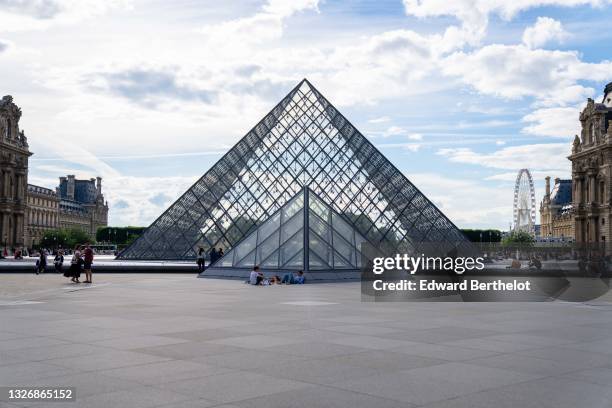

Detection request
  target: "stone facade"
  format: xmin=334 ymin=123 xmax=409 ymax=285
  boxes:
xmin=25 ymin=184 xmax=59 ymax=247
xmin=569 ymin=82 xmax=612 ymax=245
xmin=57 ymin=175 xmax=108 ymax=239
xmin=540 ymin=177 xmax=574 ymax=241
xmin=0 ymin=95 xmax=31 ymax=249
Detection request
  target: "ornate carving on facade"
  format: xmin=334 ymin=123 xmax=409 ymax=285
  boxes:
xmin=569 ymin=82 xmax=612 ymax=245
xmin=0 ymin=95 xmax=31 ymax=250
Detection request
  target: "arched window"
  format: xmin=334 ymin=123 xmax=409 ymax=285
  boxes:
xmin=591 ymin=123 xmax=596 ymax=143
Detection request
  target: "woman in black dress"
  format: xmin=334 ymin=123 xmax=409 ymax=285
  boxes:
xmin=68 ymin=245 xmax=83 ymax=283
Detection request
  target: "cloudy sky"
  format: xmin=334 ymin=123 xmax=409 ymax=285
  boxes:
xmin=1 ymin=0 xmax=611 ymax=230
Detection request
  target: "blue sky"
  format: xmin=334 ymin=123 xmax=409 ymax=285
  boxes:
xmin=1 ymin=0 xmax=611 ymax=229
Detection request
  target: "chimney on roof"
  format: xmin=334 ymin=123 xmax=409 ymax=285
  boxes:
xmin=96 ymin=177 xmax=102 ymax=196
xmin=67 ymin=175 xmax=75 ymax=200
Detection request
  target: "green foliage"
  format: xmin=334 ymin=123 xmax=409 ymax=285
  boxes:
xmin=502 ymin=230 xmax=535 ymax=246
xmin=460 ymin=229 xmax=502 ymax=243
xmin=39 ymin=228 xmax=93 ymax=249
xmin=96 ymin=226 xmax=146 ymax=245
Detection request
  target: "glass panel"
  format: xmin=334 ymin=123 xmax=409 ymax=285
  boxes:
xmin=283 ymin=249 xmax=303 ymax=269
xmin=257 ymin=212 xmax=281 ymax=243
xmin=233 ymin=233 xmax=257 ymax=264
xmin=283 ymin=191 xmax=304 ymax=219
xmin=235 ymin=249 xmax=256 ymax=268
xmin=309 ymin=231 xmax=332 ymax=267
xmin=218 ymin=249 xmax=234 ymax=267
xmin=257 ymin=231 xmax=279 ymax=264
xmin=309 ymin=214 xmax=331 ymax=243
xmin=280 ymin=211 xmax=303 ymax=243
xmin=309 ymin=250 xmax=329 ymax=270
xmin=332 ymin=231 xmax=355 ymax=266
xmin=332 ymin=211 xmax=354 ymax=241
xmin=260 ymin=250 xmax=279 ymax=268
xmin=280 ymin=228 xmax=303 ymax=265
xmin=333 ymin=251 xmax=352 ymax=268
xmin=309 ymin=195 xmax=329 ymax=221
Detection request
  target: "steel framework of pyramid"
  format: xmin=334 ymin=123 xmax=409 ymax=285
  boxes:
xmin=118 ymin=79 xmax=473 ymax=273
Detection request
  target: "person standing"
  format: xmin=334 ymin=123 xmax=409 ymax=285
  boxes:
xmin=83 ymin=243 xmax=94 ymax=284
xmin=210 ymin=247 xmax=218 ymax=265
xmin=54 ymin=250 xmax=64 ymax=274
xmin=35 ymin=249 xmax=47 ymax=275
xmin=196 ymin=247 xmax=205 ymax=272
xmin=69 ymin=245 xmax=82 ymax=283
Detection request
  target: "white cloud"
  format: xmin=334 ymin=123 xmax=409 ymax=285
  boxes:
xmin=409 ymin=173 xmax=513 ymax=229
xmin=522 ymin=105 xmax=582 ymax=137
xmin=522 ymin=17 xmax=569 ymax=48
xmin=402 ymin=0 xmax=608 ymax=36
xmin=408 ymin=133 xmax=424 ymax=140
xmin=442 ymin=44 xmax=611 ymax=104
xmin=0 ymin=39 xmax=9 ymax=53
xmin=0 ymin=0 xmax=130 ymax=32
xmin=368 ymin=116 xmax=390 ymax=123
xmin=437 ymin=143 xmax=570 ymax=171
xmin=197 ymin=0 xmax=320 ymax=53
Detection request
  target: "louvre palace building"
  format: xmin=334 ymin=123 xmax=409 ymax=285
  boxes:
xmin=541 ymin=82 xmax=612 ymax=245
xmin=0 ymin=94 xmax=108 ymax=251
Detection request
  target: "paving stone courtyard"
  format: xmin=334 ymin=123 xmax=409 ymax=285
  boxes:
xmin=1 ymin=273 xmax=612 ymax=408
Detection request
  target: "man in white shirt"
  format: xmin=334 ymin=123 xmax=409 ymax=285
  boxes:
xmin=249 ymin=266 xmax=263 ymax=285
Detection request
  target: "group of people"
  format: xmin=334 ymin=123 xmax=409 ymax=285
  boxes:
xmin=249 ymin=266 xmax=305 ymax=285
xmin=35 ymin=243 xmax=95 ymax=284
xmin=196 ymin=246 xmax=224 ymax=272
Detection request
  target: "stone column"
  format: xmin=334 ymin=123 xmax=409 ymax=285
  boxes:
xmin=15 ymin=214 xmax=24 ymax=246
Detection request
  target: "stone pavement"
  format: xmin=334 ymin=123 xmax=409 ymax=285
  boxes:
xmin=1 ymin=274 xmax=612 ymax=408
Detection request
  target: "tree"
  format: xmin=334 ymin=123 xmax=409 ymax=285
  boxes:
xmin=96 ymin=226 xmax=146 ymax=245
xmin=460 ymin=229 xmax=502 ymax=243
xmin=502 ymin=230 xmax=535 ymax=246
xmin=39 ymin=228 xmax=93 ymax=249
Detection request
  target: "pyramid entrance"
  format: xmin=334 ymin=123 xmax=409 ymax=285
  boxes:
xmin=118 ymin=79 xmax=472 ymax=278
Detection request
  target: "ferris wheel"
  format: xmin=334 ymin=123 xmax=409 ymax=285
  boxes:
xmin=513 ymin=169 xmax=536 ymax=234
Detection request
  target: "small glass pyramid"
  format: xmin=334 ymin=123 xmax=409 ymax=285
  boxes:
xmin=213 ymin=187 xmax=368 ymax=271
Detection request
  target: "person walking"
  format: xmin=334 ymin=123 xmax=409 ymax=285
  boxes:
xmin=35 ymin=249 xmax=47 ymax=275
xmin=196 ymin=247 xmax=205 ymax=272
xmin=83 ymin=243 xmax=94 ymax=284
xmin=54 ymin=250 xmax=64 ymax=274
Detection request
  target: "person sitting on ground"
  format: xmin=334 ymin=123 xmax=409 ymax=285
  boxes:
xmin=528 ymin=257 xmax=542 ymax=270
xmin=281 ymin=270 xmax=306 ymax=284
xmin=269 ymin=275 xmax=282 ymax=285
xmin=249 ymin=266 xmax=264 ymax=285
xmin=54 ymin=251 xmax=64 ymax=274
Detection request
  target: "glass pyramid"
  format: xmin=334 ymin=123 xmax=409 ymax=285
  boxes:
xmin=118 ymin=79 xmax=472 ymax=262
xmin=214 ymin=187 xmax=368 ymax=271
